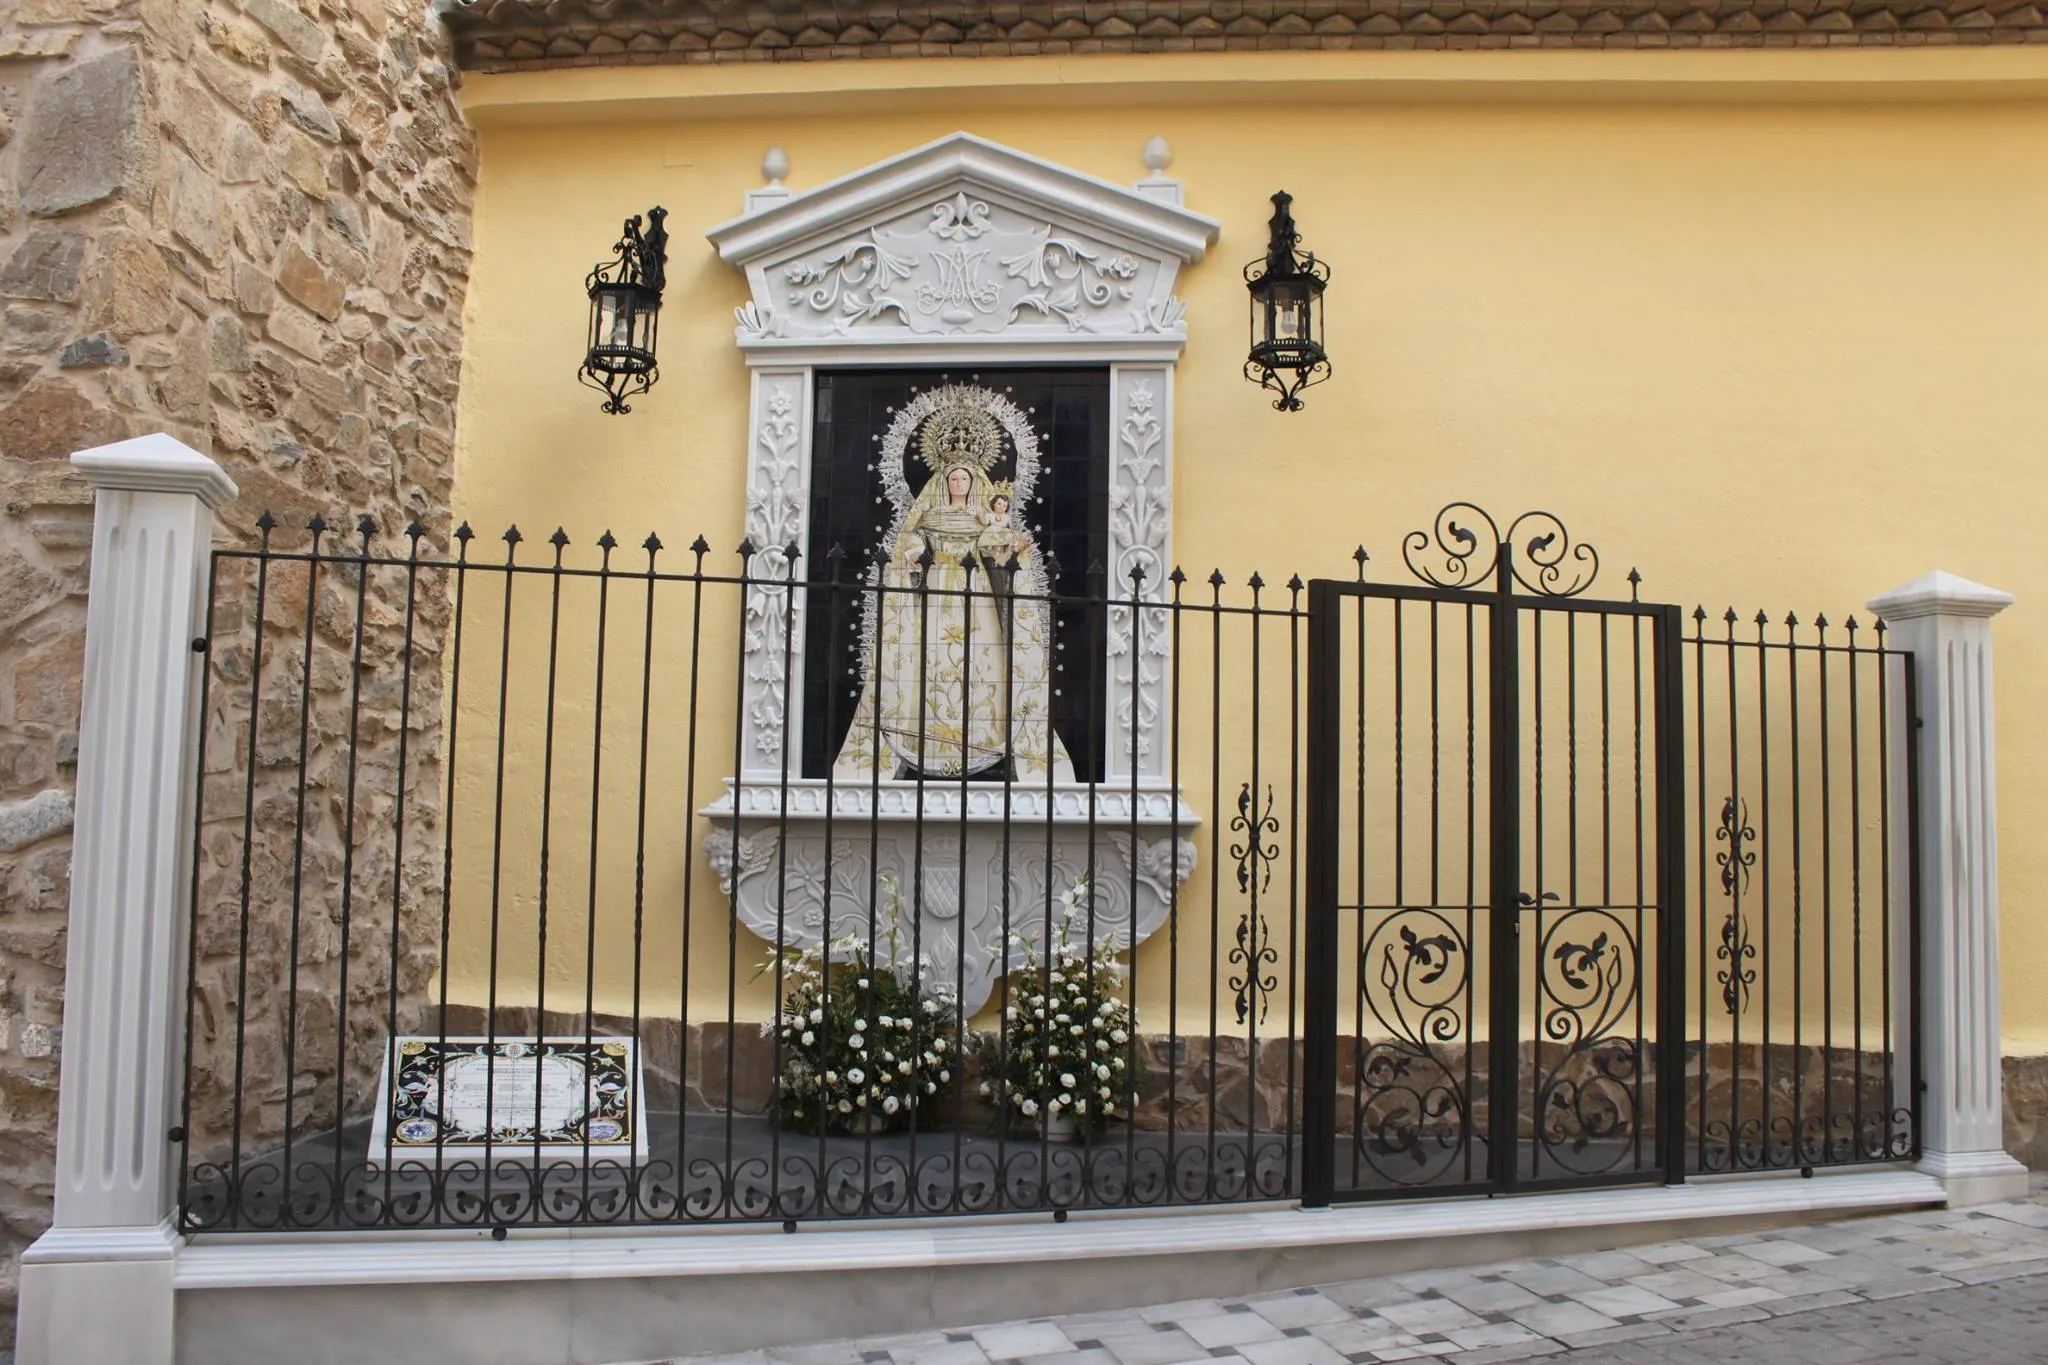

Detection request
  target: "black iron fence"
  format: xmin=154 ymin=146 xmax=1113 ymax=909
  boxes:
xmin=175 ymin=505 xmax=1917 ymax=1233
xmin=1682 ymin=608 xmax=1918 ymax=1174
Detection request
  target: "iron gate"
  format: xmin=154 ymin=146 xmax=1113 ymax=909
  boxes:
xmin=1301 ymin=507 xmax=1686 ymax=1201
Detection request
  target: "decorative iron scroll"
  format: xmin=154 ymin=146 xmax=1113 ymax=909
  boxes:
xmin=1715 ymin=795 xmax=1758 ymax=1017
xmin=1356 ymin=910 xmax=1471 ymax=1185
xmin=1400 ymin=502 xmax=1603 ymax=598
xmin=1227 ymin=783 xmax=1281 ymax=1027
xmin=1532 ymin=910 xmax=1642 ymax=1175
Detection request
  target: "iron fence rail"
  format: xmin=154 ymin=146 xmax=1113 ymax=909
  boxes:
xmin=174 ymin=505 xmax=1919 ymax=1233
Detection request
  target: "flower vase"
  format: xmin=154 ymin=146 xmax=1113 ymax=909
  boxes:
xmin=1037 ymin=1110 xmax=1078 ymax=1143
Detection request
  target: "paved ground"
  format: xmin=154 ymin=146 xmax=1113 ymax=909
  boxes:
xmin=664 ymin=1176 xmax=2048 ymax=1365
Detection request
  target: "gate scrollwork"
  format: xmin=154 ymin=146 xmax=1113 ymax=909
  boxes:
xmin=1356 ymin=909 xmax=1472 ymax=1185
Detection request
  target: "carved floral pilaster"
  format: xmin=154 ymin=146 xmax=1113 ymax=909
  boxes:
xmin=739 ymin=372 xmax=810 ymax=774
xmin=1106 ymin=366 xmax=1172 ymax=781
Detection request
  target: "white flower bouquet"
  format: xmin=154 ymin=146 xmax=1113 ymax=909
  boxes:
xmin=977 ymin=878 xmax=1139 ymax=1141
xmin=764 ymin=877 xmax=957 ymax=1136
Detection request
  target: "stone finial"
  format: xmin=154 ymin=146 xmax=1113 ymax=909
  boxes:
xmin=746 ymin=147 xmax=795 ymax=214
xmin=1136 ymin=135 xmax=1182 ymax=207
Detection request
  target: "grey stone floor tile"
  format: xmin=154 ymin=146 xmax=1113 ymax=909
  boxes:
xmin=1640 ymin=1303 xmax=1773 ymax=1331
xmin=1618 ymin=1266 xmax=1728 ymax=1302
xmin=970 ymin=1323 xmax=1077 ymax=1360
xmin=1303 ymin=1318 xmax=1424 ymax=1356
xmin=1947 ymin=1258 xmax=2048 ymax=1285
xmin=1561 ymin=1285 xmax=1682 ymax=1320
xmin=1757 ymin=1287 xmax=1865 ymax=1317
xmin=1502 ymin=1301 xmax=1620 ymax=1339
xmin=1098 ymin=1330 xmax=1211 ymax=1365
xmin=1627 ymin=1243 xmax=1713 ymax=1266
xmin=1549 ymin=1324 xmax=1671 ymax=1351
xmin=1319 ymin=1280 xmax=1426 ymax=1313
xmin=1372 ymin=1299 xmax=1489 ymax=1338
xmin=1441 ymin=1323 xmax=1545 ymax=1352
xmin=1498 ymin=1265 xmax=1612 ymax=1299
xmin=1235 ymin=1335 xmax=1352 ymax=1365
xmin=1244 ymin=1293 xmax=1355 ymax=1330
xmin=1555 ymin=1251 xmax=1658 ymax=1282
xmin=1436 ymin=1280 xmax=1543 ymax=1316
xmin=1011 ymin=1351 xmax=1119 ymax=1365
xmin=889 ymin=1341 xmax=993 ymax=1365
xmin=1181 ymin=1314 xmax=1289 ymax=1351
xmin=1441 ymin=1342 xmax=1565 ymax=1365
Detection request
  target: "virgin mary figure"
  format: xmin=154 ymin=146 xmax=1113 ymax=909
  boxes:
xmin=833 ymin=396 xmax=1075 ymax=782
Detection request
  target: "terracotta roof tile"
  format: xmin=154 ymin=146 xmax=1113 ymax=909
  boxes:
xmin=441 ymin=0 xmax=2048 ymax=67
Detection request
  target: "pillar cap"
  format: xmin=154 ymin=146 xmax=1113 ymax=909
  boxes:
xmin=1868 ymin=570 xmax=2013 ymax=623
xmin=71 ymin=433 xmax=238 ymax=510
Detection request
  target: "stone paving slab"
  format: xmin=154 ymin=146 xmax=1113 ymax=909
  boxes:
xmin=653 ymin=1177 xmax=2048 ymax=1365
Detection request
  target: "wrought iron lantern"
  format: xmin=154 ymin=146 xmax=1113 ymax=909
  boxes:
xmin=1243 ymin=191 xmax=1331 ymax=412
xmin=579 ymin=206 xmax=669 ymax=415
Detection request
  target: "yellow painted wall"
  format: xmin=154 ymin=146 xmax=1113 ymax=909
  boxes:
xmin=450 ymin=52 xmax=2048 ymax=1051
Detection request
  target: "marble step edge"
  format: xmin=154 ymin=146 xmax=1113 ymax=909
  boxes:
xmin=173 ymin=1166 xmax=1943 ymax=1291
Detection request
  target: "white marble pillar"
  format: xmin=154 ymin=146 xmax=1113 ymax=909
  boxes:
xmin=14 ymin=435 xmax=237 ymax=1365
xmin=1868 ymin=570 xmax=2030 ymax=1206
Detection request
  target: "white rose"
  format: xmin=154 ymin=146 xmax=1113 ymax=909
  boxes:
xmin=877 ymin=1014 xmax=893 ymax=1028
xmin=925 ymin=1081 xmax=937 ymax=1094
xmin=1021 ymin=1098 xmax=1040 ymax=1117
xmin=938 ymin=1069 xmax=950 ymax=1082
xmin=932 ymin=1038 xmax=947 ymax=1052
xmin=1112 ymin=1029 xmax=1128 ymax=1044
xmin=883 ymin=1095 xmax=900 ymax=1114
xmin=848 ymin=1034 xmax=864 ymax=1049
xmin=810 ymin=1008 xmax=824 ymax=1024
xmin=848 ymin=1067 xmax=866 ymax=1084
xmin=837 ymin=1100 xmax=852 ymax=1113
xmin=857 ymin=978 xmax=870 ymax=989
xmin=801 ymin=1030 xmax=816 ymax=1046
xmin=1060 ymin=1073 xmax=1076 ymax=1088
xmin=824 ymin=1070 xmax=839 ymax=1084
xmin=899 ymin=1059 xmax=913 ymax=1075
xmin=1070 ymin=1025 xmax=1084 ymax=1037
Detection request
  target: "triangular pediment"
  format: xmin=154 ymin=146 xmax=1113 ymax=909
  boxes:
xmin=707 ymin=133 xmax=1220 ymax=351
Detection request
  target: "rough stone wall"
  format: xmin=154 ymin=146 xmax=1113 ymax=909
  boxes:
xmin=2008 ymin=1054 xmax=2048 ymax=1169
xmin=0 ymin=0 xmax=473 ymax=1338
